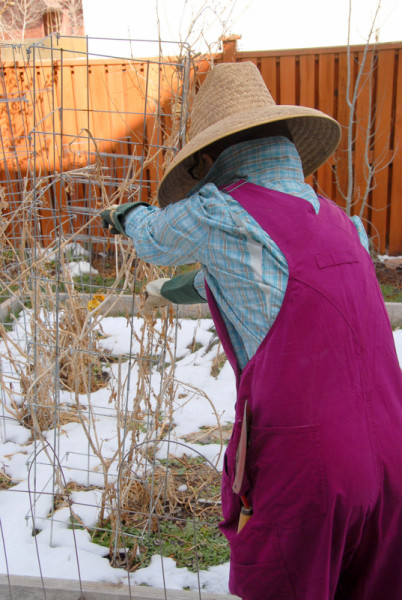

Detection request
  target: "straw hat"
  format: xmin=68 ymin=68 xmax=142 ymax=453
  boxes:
xmin=157 ymin=61 xmax=342 ymax=207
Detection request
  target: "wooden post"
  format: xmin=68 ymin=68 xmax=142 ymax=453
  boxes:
xmin=0 ymin=575 xmax=240 ymax=600
xmin=220 ymin=35 xmax=242 ymax=62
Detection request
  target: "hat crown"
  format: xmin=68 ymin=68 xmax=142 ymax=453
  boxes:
xmin=157 ymin=61 xmax=341 ymax=207
xmin=189 ymin=62 xmax=276 ymax=140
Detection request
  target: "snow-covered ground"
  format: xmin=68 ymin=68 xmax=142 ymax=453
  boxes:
xmin=395 ymin=328 xmax=402 ymax=365
xmin=0 ymin=313 xmax=401 ymax=593
xmin=0 ymin=315 xmax=235 ymax=593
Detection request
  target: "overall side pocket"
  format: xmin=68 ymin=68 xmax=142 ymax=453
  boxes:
xmin=244 ymin=423 xmax=328 ymax=528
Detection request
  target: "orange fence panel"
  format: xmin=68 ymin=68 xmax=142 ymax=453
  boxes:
xmin=370 ymin=49 xmax=395 ymax=251
xmin=278 ymin=55 xmax=297 ymax=105
xmin=260 ymin=56 xmax=278 ymax=101
xmin=316 ymin=52 xmax=337 ymax=199
xmin=389 ymin=48 xmax=402 ymax=255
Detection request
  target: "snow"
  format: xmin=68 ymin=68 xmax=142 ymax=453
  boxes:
xmin=377 ymin=254 xmax=402 ymax=262
xmin=0 ymin=314 xmax=235 ymax=591
xmin=68 ymin=259 xmax=99 ymax=277
xmin=131 ymin=554 xmax=231 ymax=594
xmin=394 ymin=329 xmax=402 ymax=365
xmin=0 ymin=311 xmax=401 ymax=593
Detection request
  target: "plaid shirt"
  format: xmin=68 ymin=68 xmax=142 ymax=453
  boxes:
xmin=126 ymin=137 xmax=369 ymax=369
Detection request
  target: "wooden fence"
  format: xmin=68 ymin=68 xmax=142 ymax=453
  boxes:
xmin=0 ymin=38 xmax=401 ymax=253
xmin=215 ymin=39 xmax=402 ymax=254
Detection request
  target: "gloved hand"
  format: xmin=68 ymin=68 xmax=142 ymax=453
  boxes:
xmin=100 ymin=203 xmax=139 ymax=235
xmin=143 ymin=278 xmax=172 ymax=311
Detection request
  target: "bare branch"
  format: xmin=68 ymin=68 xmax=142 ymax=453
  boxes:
xmin=335 ymin=0 xmax=392 ymax=231
xmin=0 ymin=0 xmax=46 ymax=41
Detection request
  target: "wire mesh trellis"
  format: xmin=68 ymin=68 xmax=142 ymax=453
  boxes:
xmin=0 ymin=35 xmax=233 ymax=598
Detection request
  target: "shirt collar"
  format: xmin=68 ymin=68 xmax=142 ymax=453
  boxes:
xmin=189 ymin=136 xmax=306 ymax=195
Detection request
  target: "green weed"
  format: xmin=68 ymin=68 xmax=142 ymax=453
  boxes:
xmin=211 ymin=352 xmax=227 ymax=378
xmin=91 ymin=517 xmax=229 ymax=572
xmin=0 ymin=470 xmax=14 ymax=489
xmin=187 ymin=341 xmax=203 ymax=353
xmin=380 ymin=284 xmax=402 ymax=303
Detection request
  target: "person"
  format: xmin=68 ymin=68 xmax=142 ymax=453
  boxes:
xmin=101 ymin=62 xmax=402 ymax=600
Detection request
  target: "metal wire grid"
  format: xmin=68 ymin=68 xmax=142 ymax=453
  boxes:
xmin=0 ymin=35 xmax=227 ymax=598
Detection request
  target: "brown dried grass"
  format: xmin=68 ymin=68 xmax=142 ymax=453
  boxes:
xmin=110 ymin=456 xmax=222 ymax=541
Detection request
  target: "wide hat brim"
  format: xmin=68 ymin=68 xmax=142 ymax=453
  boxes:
xmin=157 ymin=64 xmax=342 ymax=208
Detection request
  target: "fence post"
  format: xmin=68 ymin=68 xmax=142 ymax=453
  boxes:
xmin=220 ymin=35 xmax=241 ymax=62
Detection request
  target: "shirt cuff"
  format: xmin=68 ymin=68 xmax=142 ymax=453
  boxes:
xmin=193 ymin=269 xmax=207 ymax=300
xmin=161 ymin=270 xmax=207 ymax=304
xmin=124 ymin=203 xmax=155 ymax=238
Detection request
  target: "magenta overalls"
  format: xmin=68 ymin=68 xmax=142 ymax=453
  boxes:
xmin=205 ymin=181 xmax=402 ymax=600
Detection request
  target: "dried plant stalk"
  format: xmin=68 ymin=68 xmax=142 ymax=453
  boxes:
xmin=0 ymin=49 xmax=228 ymax=575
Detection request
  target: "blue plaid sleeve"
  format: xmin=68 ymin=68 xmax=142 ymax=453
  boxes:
xmin=125 ymin=201 xmax=205 ymax=266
